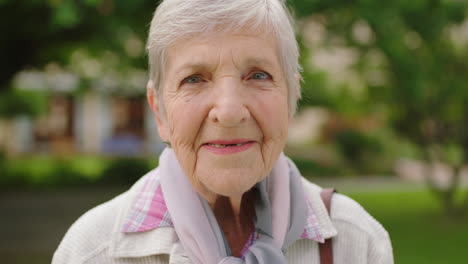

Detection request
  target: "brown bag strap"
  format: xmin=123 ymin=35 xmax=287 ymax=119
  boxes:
xmin=319 ymin=188 xmax=336 ymax=264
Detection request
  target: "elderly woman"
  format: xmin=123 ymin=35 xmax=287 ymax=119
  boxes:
xmin=53 ymin=0 xmax=393 ymax=263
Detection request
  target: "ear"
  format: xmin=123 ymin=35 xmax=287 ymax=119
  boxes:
xmin=146 ymin=80 xmax=169 ymax=142
xmin=288 ymin=73 xmax=302 ymax=124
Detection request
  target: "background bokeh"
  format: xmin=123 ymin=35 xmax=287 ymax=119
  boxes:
xmin=1 ymin=0 xmax=467 ymax=263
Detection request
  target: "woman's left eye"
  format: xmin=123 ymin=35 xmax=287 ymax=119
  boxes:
xmin=250 ymin=71 xmax=271 ymax=80
xmin=182 ymin=75 xmax=202 ymax=84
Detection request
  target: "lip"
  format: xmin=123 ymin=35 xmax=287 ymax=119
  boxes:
xmin=202 ymin=139 xmax=255 ymax=155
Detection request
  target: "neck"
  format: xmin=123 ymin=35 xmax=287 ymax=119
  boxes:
xmin=211 ymin=190 xmax=256 ymax=257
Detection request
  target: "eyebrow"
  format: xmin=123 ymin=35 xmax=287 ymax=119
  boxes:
xmin=173 ymin=56 xmax=278 ymax=75
xmin=243 ymin=57 xmax=277 ymax=68
xmin=174 ymin=62 xmax=214 ymax=75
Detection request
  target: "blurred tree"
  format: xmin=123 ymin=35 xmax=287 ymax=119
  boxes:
xmin=0 ymin=89 xmax=48 ymax=117
xmin=0 ymin=0 xmax=156 ymax=93
xmin=1 ymin=0 xmax=467 ymax=216
xmin=292 ymin=0 xmax=468 ymax=217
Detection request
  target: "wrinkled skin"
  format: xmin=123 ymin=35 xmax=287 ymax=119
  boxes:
xmin=147 ymin=29 xmax=293 ymax=256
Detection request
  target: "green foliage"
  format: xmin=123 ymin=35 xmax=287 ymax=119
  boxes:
xmin=100 ymin=157 xmax=154 ymax=185
xmin=292 ymin=157 xmax=346 ymax=177
xmin=291 ymin=0 xmax=468 ymax=214
xmin=0 ymin=90 xmax=49 ymax=118
xmin=0 ymin=0 xmax=156 ymax=91
xmin=292 ymin=0 xmax=468 ymax=151
xmin=52 ymin=0 xmax=81 ymax=28
xmin=334 ymin=128 xmax=384 ymax=173
xmin=0 ymin=155 xmax=158 ymax=188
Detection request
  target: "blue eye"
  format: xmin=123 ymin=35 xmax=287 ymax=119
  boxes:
xmin=183 ymin=75 xmax=202 ymax=84
xmin=251 ymin=72 xmax=270 ymax=80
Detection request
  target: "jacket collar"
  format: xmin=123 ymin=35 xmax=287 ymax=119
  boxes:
xmin=109 ymin=169 xmax=178 ymax=258
xmin=301 ymin=178 xmax=338 ymax=240
xmin=109 ymin=168 xmax=337 ymax=260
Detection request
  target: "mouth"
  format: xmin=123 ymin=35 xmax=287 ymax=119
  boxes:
xmin=202 ymin=139 xmax=255 ymax=154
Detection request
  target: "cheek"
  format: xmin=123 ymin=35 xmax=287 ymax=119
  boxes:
xmin=255 ymin=92 xmax=289 ymax=140
xmin=251 ymin=91 xmax=289 ymax=169
xmin=165 ymin=95 xmax=206 ymax=145
xmin=163 ymin=93 xmax=212 ymax=180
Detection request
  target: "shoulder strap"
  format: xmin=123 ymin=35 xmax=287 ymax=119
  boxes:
xmin=319 ymin=188 xmax=336 ymax=264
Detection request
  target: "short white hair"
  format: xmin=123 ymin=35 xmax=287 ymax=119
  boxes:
xmin=147 ymin=0 xmax=302 ymax=115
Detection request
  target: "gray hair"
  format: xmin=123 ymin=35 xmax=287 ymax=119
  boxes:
xmin=147 ymin=0 xmax=302 ymax=115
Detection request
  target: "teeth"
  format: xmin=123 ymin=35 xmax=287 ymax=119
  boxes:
xmin=208 ymin=143 xmax=244 ymax=148
xmin=210 ymin=144 xmax=227 ymax=148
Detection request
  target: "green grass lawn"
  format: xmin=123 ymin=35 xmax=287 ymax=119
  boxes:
xmin=347 ymin=191 xmax=468 ymax=264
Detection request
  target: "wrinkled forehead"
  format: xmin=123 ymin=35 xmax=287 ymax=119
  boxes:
xmin=165 ymin=28 xmax=281 ymax=73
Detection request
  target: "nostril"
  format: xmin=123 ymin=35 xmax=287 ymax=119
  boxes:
xmin=208 ymin=102 xmax=250 ymax=126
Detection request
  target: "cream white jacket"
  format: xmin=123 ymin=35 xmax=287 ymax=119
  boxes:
xmin=53 ymin=171 xmax=393 ymax=264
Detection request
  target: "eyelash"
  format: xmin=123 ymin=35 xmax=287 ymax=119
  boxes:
xmin=249 ymin=71 xmax=272 ymax=80
xmin=181 ymin=75 xmax=203 ymax=85
xmin=180 ymin=71 xmax=272 ymax=85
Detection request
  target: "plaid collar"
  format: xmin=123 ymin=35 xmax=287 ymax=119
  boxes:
xmin=121 ymin=171 xmax=325 ymax=245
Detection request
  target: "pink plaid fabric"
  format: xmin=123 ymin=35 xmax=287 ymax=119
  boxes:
xmin=122 ymin=171 xmax=173 ymax=232
xmin=122 ymin=172 xmax=324 ymax=253
xmin=301 ymin=195 xmax=324 ymax=242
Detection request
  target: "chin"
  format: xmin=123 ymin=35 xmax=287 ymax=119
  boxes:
xmin=201 ymin=168 xmax=263 ymax=197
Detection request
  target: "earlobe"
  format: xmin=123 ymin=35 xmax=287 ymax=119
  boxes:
xmin=146 ymin=81 xmax=157 ymax=112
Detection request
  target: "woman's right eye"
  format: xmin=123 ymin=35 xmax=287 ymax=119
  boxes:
xmin=182 ymin=75 xmax=202 ymax=84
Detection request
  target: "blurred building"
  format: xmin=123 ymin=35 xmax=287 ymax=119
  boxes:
xmin=0 ymin=67 xmax=164 ymax=157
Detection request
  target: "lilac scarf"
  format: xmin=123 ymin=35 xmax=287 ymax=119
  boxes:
xmin=159 ymin=148 xmax=307 ymax=263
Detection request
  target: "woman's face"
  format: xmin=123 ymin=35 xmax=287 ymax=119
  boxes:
xmin=148 ymin=30 xmax=291 ymax=203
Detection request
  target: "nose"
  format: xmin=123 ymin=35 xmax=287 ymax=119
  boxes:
xmin=208 ymin=78 xmax=250 ymax=127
